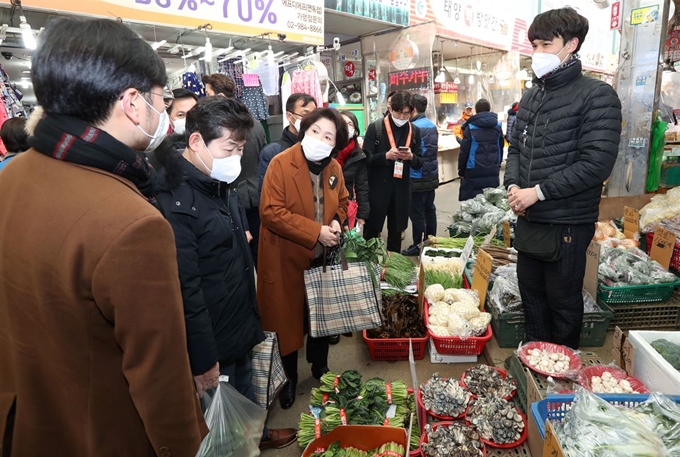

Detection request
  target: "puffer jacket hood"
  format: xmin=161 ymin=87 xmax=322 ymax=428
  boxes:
xmin=466 ymin=111 xmax=499 ymax=129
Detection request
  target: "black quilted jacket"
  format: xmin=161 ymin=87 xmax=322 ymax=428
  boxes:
xmin=504 ymin=59 xmax=622 ymax=225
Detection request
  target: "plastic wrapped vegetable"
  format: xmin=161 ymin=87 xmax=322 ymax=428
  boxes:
xmin=424 ymin=284 xmax=446 ymax=303
xmin=488 ymin=275 xmax=523 ymax=315
xmin=557 ymin=387 xmax=668 ymax=456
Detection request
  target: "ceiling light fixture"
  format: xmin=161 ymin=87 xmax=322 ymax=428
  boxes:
xmin=19 ymin=16 xmax=36 ymax=50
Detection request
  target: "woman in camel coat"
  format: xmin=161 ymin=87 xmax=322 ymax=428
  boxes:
xmin=258 ymin=108 xmax=349 ymax=410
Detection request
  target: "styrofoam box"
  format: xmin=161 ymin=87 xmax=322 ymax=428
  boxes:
xmin=428 ymin=341 xmax=478 ymax=364
xmin=420 ymin=247 xmax=464 ymax=266
xmin=628 ymin=330 xmax=680 ymax=395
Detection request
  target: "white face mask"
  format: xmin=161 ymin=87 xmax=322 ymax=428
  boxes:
xmin=173 ymin=118 xmax=186 ymax=135
xmin=294 ymin=118 xmax=302 ymax=133
xmin=301 ymin=135 xmax=334 ymax=162
xmin=348 ymin=127 xmax=355 ymax=138
xmin=531 ymin=42 xmax=571 ymax=79
xmin=131 ymin=95 xmax=169 ymax=152
xmin=392 ymin=115 xmax=409 ymax=127
xmin=194 ymin=137 xmax=242 ymax=183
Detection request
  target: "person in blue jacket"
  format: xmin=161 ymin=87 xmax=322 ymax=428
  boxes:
xmin=458 ymin=99 xmax=503 ymax=201
xmin=402 ymin=95 xmax=438 ymax=256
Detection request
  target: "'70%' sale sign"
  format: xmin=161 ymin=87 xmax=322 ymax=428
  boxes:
xmin=22 ymin=0 xmax=325 ymax=44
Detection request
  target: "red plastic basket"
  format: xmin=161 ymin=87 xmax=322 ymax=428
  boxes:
xmin=362 ymin=330 xmax=429 ymax=361
xmin=460 ymin=366 xmax=517 ymax=401
xmin=417 ymin=381 xmax=470 ymax=420
xmin=518 ymin=341 xmax=583 ymax=379
xmin=577 ymin=365 xmax=650 ymax=393
xmin=419 ymin=422 xmax=486 ymax=457
xmin=424 ymin=299 xmax=493 ymax=356
xmin=646 ymin=232 xmax=680 ymax=272
xmin=465 ymin=407 xmax=528 ymax=449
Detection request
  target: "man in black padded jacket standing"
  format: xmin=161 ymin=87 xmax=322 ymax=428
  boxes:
xmin=504 ymin=7 xmax=622 ymax=349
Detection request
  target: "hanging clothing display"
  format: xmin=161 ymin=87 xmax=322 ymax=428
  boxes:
xmin=242 ymin=85 xmax=270 ymax=121
xmin=290 ymin=65 xmax=323 ymax=108
xmin=182 ymin=72 xmax=205 ymax=97
xmin=218 ymin=59 xmax=245 ymax=99
xmin=253 ymin=56 xmax=280 ymax=97
xmin=280 ymin=72 xmax=292 ymax=128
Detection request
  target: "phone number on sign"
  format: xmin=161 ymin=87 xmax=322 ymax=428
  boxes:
xmin=286 ymin=21 xmax=322 ymax=33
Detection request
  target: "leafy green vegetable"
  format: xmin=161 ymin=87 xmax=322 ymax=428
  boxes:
xmin=425 ymin=269 xmax=463 ymax=289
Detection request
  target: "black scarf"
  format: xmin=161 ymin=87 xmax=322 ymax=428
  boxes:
xmin=29 ymin=113 xmax=157 ymax=202
xmin=306 ymin=156 xmax=332 ymax=175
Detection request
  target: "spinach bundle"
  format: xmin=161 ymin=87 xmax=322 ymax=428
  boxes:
xmin=319 ymin=370 xmax=363 ymax=401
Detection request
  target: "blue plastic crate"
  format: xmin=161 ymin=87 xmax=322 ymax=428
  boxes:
xmin=531 ymin=393 xmax=680 ymax=439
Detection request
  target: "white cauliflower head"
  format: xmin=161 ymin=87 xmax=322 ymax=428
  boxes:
xmin=424 ymin=284 xmax=446 ymax=303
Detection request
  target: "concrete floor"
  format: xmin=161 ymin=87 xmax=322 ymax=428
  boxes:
xmin=261 ymin=178 xmax=615 ymax=456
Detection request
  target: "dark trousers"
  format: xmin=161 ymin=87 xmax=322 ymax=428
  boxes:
xmin=246 ymin=206 xmax=260 ymax=270
xmin=516 ymin=223 xmax=595 ymax=349
xmin=280 ymin=335 xmax=330 ymax=382
xmin=365 ymin=195 xmax=402 ymax=252
xmin=219 ymin=355 xmax=268 ymax=439
xmin=409 ymin=190 xmax=437 ymax=246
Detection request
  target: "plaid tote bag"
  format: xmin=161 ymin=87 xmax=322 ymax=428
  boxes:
xmin=249 ymin=331 xmax=287 ymax=408
xmin=304 ymin=250 xmax=382 ymax=338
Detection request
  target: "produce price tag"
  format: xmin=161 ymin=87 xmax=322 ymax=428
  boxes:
xmin=472 ymin=249 xmax=493 ymax=310
xmin=314 ymin=417 xmax=321 ymax=438
xmin=339 ymin=408 xmax=347 ymax=425
xmin=623 ymin=206 xmax=640 ymax=239
xmin=385 ymin=404 xmax=397 ymax=418
xmin=385 ymin=383 xmax=393 ymax=404
xmin=503 ymin=220 xmax=511 ymax=247
xmin=622 ymin=338 xmax=636 ymax=375
xmin=482 ymin=225 xmax=497 ymax=246
xmin=543 ymin=420 xmax=566 ymax=457
xmin=460 ymin=236 xmax=475 ymax=266
xmin=650 ymin=227 xmax=677 ymax=270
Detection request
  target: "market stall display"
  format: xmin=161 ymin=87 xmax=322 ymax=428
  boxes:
xmin=363 ymin=292 xmax=428 ymax=361
xmin=464 ymin=397 xmax=527 ymax=448
xmin=532 ymin=389 xmax=680 ymax=455
xmin=518 ymin=342 xmax=582 ymax=379
xmin=597 ymin=245 xmax=680 ymax=304
xmin=577 ymin=365 xmax=649 ymax=394
xmin=420 ymin=422 xmax=486 ymax=457
xmin=418 ymin=373 xmax=471 ymax=420
xmin=460 ymin=365 xmax=516 ymax=401
xmin=423 ymin=286 xmax=490 ymax=338
xmin=309 ymin=441 xmax=405 ymax=457
xmin=447 ymin=187 xmax=516 ymax=238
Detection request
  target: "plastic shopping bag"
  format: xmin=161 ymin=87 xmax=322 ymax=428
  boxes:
xmin=196 ymin=375 xmax=267 ymax=457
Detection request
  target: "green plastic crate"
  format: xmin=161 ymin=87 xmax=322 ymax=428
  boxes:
xmin=660 ymin=161 xmax=680 ymax=188
xmin=488 ymin=301 xmax=615 ymax=348
xmin=597 ymin=278 xmax=680 ymax=305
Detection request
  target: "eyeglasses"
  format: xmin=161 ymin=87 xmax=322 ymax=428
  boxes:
xmin=288 ymin=111 xmax=304 ymax=119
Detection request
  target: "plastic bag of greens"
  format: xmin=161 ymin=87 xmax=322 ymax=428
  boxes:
xmin=460 ymin=198 xmax=487 ymax=216
xmin=582 ymin=290 xmax=600 ymax=313
xmin=635 ymin=392 xmax=680 ymax=454
xmin=483 ymin=186 xmax=507 ymax=205
xmin=557 ymin=387 xmax=668 ymax=456
xmin=196 ymin=376 xmax=267 ymax=457
xmin=488 ymin=275 xmax=523 ymax=315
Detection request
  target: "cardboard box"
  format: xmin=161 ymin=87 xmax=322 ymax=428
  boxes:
xmin=525 ymin=367 xmax=545 ymax=457
xmin=627 ymin=330 xmax=680 ymax=394
xmin=428 ymin=341 xmax=478 ymax=364
xmin=301 ymin=425 xmax=408 ymax=457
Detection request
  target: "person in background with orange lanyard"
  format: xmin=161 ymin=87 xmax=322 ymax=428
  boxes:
xmin=363 ymin=91 xmax=423 ymax=253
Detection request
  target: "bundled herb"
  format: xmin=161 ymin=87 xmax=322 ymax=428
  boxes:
xmin=367 ymin=293 xmax=426 ymax=339
xmin=298 ymin=413 xmax=322 ymax=448
xmin=319 ymin=370 xmax=363 ymax=401
xmin=310 ymin=441 xmax=405 ymax=457
xmin=381 ymin=267 xmax=414 ymax=290
xmin=425 ymin=269 xmax=463 ymax=289
xmin=423 ymin=249 xmax=461 ymax=258
xmin=343 ymin=229 xmax=387 ymax=265
xmin=360 ymin=378 xmax=408 ymax=406
xmin=427 ymin=235 xmax=505 ymax=249
xmin=371 ymin=442 xmax=406 ymax=456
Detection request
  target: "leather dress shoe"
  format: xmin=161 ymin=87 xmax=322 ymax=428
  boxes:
xmin=260 ymin=428 xmax=297 ymax=450
xmin=279 ymin=379 xmax=297 ymax=410
xmin=329 ymin=335 xmax=341 ymax=345
xmin=312 ymin=365 xmax=329 ymax=380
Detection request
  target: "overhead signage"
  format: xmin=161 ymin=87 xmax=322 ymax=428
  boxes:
xmin=631 ymin=5 xmax=659 ymax=25
xmin=325 ymin=0 xmax=410 ymax=26
xmin=22 ymin=0 xmax=324 ymax=45
xmin=388 ymin=67 xmax=431 ymax=91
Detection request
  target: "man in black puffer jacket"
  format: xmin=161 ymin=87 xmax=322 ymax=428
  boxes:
xmin=504 ymin=7 xmax=622 ymax=349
